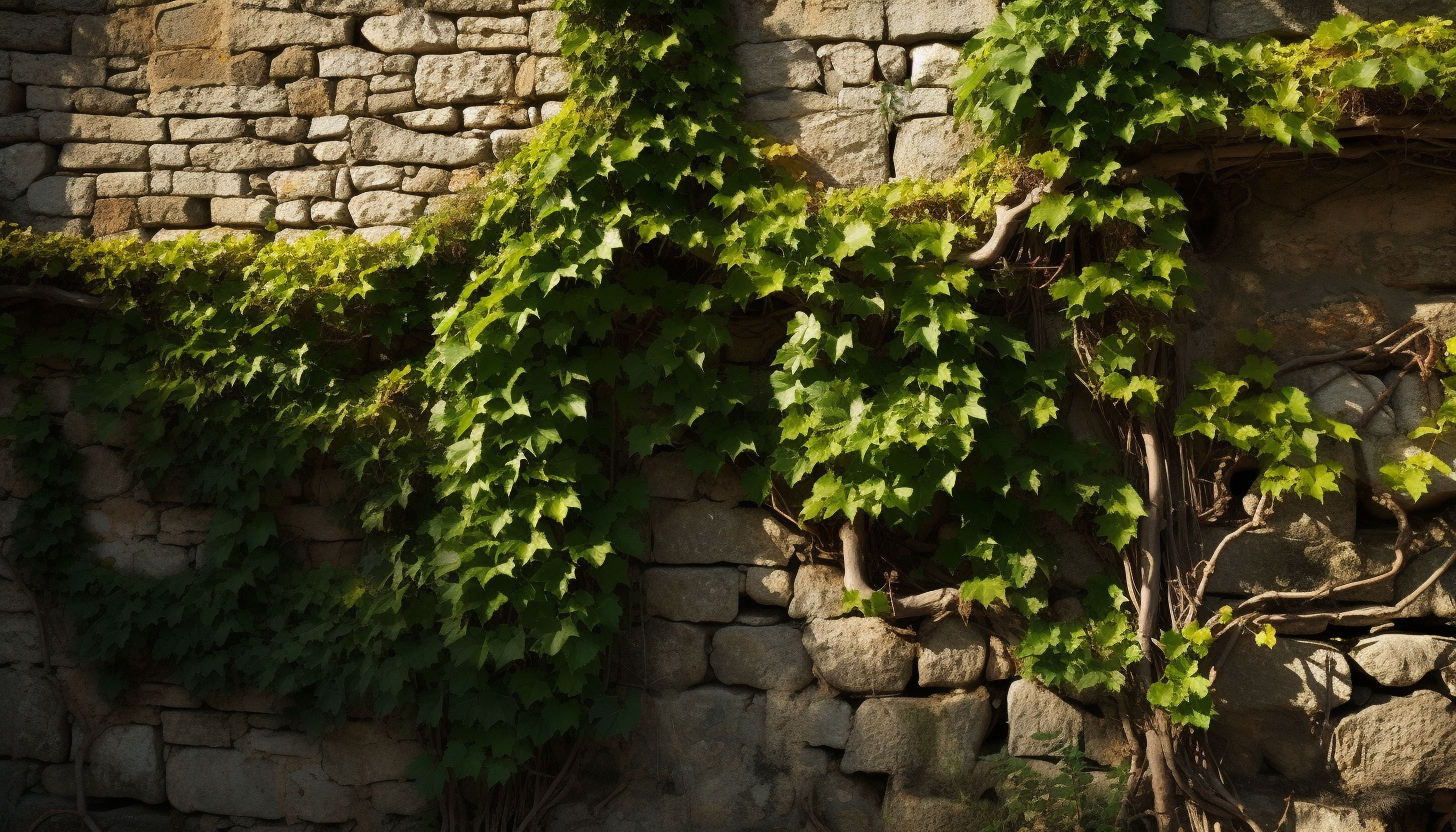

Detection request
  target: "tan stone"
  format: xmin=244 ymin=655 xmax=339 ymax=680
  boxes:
xmin=229 ymin=11 xmax=350 ymax=52
xmin=146 ymin=85 xmax=289 ymax=116
xmin=190 ymin=140 xmax=307 ymax=172
xmin=138 ymin=195 xmax=207 ymax=227
xmin=286 ymin=78 xmax=334 ymax=117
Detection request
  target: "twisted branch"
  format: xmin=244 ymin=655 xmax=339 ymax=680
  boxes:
xmin=0 ymin=285 xmax=106 ymax=310
xmin=839 ymin=516 xmax=957 ymax=619
xmin=954 ymin=184 xmax=1052 ymax=269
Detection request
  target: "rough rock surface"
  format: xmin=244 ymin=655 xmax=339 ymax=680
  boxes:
xmin=1348 ymin=633 xmax=1456 ymax=687
xmin=802 ymin=617 xmax=916 ymax=694
xmin=643 ymin=565 xmax=740 ymax=623
xmin=762 ymin=111 xmax=889 ymax=188
xmin=1335 ymin=689 xmax=1456 ymax=792
xmin=916 ymin=616 xmax=987 ymax=688
xmin=1006 ymin=679 xmax=1083 ymax=756
xmin=710 ymin=624 xmax=814 ymax=691
xmin=841 ymin=689 xmax=993 ymax=793
xmin=650 ymin=501 xmax=806 ymax=566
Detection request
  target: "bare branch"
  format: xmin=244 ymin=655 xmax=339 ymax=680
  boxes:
xmin=839 ymin=517 xmax=957 ymax=619
xmin=0 ymin=285 xmax=106 ymax=311
xmin=954 ymin=184 xmax=1052 ymax=269
xmin=1184 ymin=493 xmax=1267 ymax=628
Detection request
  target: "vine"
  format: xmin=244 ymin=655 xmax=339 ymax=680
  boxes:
xmin=2 ymin=1 xmax=1455 ymax=830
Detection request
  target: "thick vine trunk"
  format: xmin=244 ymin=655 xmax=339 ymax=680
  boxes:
xmin=1135 ymin=423 xmax=1181 ymax=832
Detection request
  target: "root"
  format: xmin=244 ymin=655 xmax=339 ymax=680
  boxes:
xmin=839 ymin=515 xmax=957 ymax=619
xmin=954 ymin=184 xmax=1052 ymax=269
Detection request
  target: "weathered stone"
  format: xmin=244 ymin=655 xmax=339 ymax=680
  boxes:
xmin=765 ymin=685 xmax=853 ymax=750
xmin=1208 ymin=708 xmax=1331 ymax=781
xmin=271 ymin=46 xmax=316 ymax=80
xmin=348 ymin=164 xmax=403 ymax=191
xmin=171 ymin=171 xmax=246 ymax=198
xmin=643 ymin=565 xmax=740 ymax=623
xmin=11 ymin=54 xmax=105 ymax=87
xmin=210 ymin=198 xmax=273 ymax=227
xmin=458 ymin=15 xmax=529 ymax=51
xmin=812 ymin=772 xmax=885 ymax=832
xmin=528 ymin=10 xmax=564 ymax=54
xmin=161 ymin=710 xmax=230 ymax=747
xmin=311 ymin=200 xmax=351 ymax=225
xmin=229 ymin=11 xmax=350 ymax=52
xmin=367 ymin=90 xmax=418 ymax=115
xmin=1213 ymin=637 xmax=1351 ymax=718
xmin=190 ymin=140 xmax=307 ymax=172
xmin=286 ymin=761 xmax=356 ymax=823
xmin=1335 ymin=689 xmax=1456 ymax=792
xmin=615 ymin=617 xmax=711 ymax=690
xmin=489 ymin=126 xmax=538 ymax=161
xmin=334 ymin=77 xmax=369 ymax=114
xmin=1349 ymin=633 xmax=1456 ymax=687
xmin=0 ymin=613 xmax=42 ymax=663
xmin=56 ymin=143 xmax=148 ymax=171
xmin=255 ymin=116 xmax=307 ymax=142
xmin=321 ymin=721 xmax=423 ymax=785
xmin=802 ymin=617 xmax=915 ymax=694
xmin=268 ymin=168 xmax=333 ymax=200
xmin=149 ymin=145 xmax=188 ymax=169
xmin=818 ymin=42 xmax=875 ymax=87
xmin=247 ymin=728 xmax=319 ymax=757
xmin=285 ymin=77 xmax=334 ymax=117
xmin=354 ymin=225 xmax=412 ymax=243
xmin=727 ymin=0 xmax=885 ymax=43
xmin=711 ymin=625 xmax=814 ymax=690
xmin=83 ymin=496 xmax=158 ymax=541
xmin=348 ymin=191 xmax=425 ymax=226
xmin=72 ymin=88 xmax=135 ymax=116
xmin=138 ymin=195 xmax=207 ymax=227
xmin=351 ymin=117 xmax=491 ymax=166
xmin=1007 ymin=679 xmax=1084 ymax=756
xmin=745 ymin=567 xmax=793 ymax=607
xmin=651 ymin=501 xmax=806 ymax=566
xmin=0 ymin=12 xmax=70 ymax=53
xmin=0 ymin=115 xmax=40 ymax=143
xmin=415 ymin=52 xmax=513 ymax=105
xmin=532 ymin=57 xmax=570 ymax=96
xmin=736 ymin=40 xmax=819 ymax=96
xmin=890 ymin=115 xmax=977 ymax=180
xmin=917 ymin=616 xmax=987 ymax=688
xmin=309 ymin=114 xmax=352 ymax=140
xmin=26 ymin=175 xmax=95 ymax=217
xmin=319 ymin=46 xmax=386 ymax=78
xmin=426 ymin=0 xmax=513 ymax=10
xmin=885 ymin=0 xmax=997 ymax=42
xmin=0 ymin=668 xmax=69 ymax=763
xmin=41 ymin=113 xmax=161 ymax=145
xmin=786 ymin=563 xmax=845 ymax=620
xmin=306 ymin=0 xmax=402 ymax=12
xmin=166 ymin=747 xmax=283 ymax=817
xmin=85 ymin=725 xmax=165 ymax=803
xmin=363 ymin=9 xmax=457 ymax=54
xmin=462 ymin=104 xmax=526 ymax=129
xmin=147 ymin=86 xmax=290 ymax=116
xmin=0 ymin=143 xmax=54 ymax=202
xmin=907 ymin=42 xmax=961 ymax=87
xmin=763 ymin=111 xmax=889 ymax=188
xmin=882 ymin=787 xmax=986 ymax=832
xmin=96 ymin=172 xmax=148 ymax=198
xmin=108 ymin=68 xmax=151 ymax=93
xmin=402 ymin=167 xmax=450 ymax=194
xmin=841 ymin=689 xmax=993 ymax=793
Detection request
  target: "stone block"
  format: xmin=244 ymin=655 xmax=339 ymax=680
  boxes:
xmin=786 ymin=563 xmax=845 ymax=619
xmin=908 ymin=42 xmax=961 ymax=87
xmin=0 ymin=11 xmax=70 ymax=52
xmin=58 ymin=143 xmax=148 ymax=171
xmin=211 ymin=198 xmax=273 ymax=227
xmin=108 ymin=69 xmax=151 ymax=93
xmin=286 ymin=78 xmax=334 ymax=117
xmin=229 ymin=11 xmax=350 ymax=52
xmin=528 ymin=10 xmax=563 ymax=54
xmin=1006 ymin=679 xmax=1084 ymax=756
xmin=254 ymin=116 xmax=308 ymax=142
xmin=818 ymin=42 xmax=875 ymax=89
xmin=0 ymin=115 xmax=38 ymax=143
xmin=26 ymin=175 xmax=93 ymax=217
xmin=401 ymin=167 xmax=450 ymax=194
xmin=27 ymin=86 xmax=74 ymax=112
xmin=615 ymin=617 xmax=711 ymax=690
xmin=71 ymin=88 xmax=134 ymax=116
xmin=309 ymin=114 xmax=351 ymax=139
xmin=146 ymin=86 xmax=290 ymax=116
xmin=425 ymin=0 xmax=513 ymax=10
xmin=1335 ymin=689 xmax=1456 ymax=793
xmin=398 ymin=107 xmax=459 ymax=132
xmin=1213 ymin=637 xmax=1351 ymax=718
xmin=710 ymin=624 xmax=814 ymax=690
xmin=270 ymin=46 xmax=316 ymax=80
xmin=533 ymin=56 xmax=569 ymax=97
xmin=11 ymin=54 xmax=104 ymax=86
xmin=802 ymin=617 xmax=915 ymax=694
xmin=191 ymin=140 xmax=307 ymax=172
xmin=274 ymin=199 xmax=310 ymax=227
xmin=457 ymin=16 xmax=528 ymax=51
xmin=651 ymin=501 xmax=807 ymax=566
xmin=762 ymin=111 xmax=888 ymax=188
xmin=415 ymin=52 xmax=513 ymax=105
xmin=138 ymin=196 xmax=207 ymax=227
xmin=367 ymin=90 xmax=417 ymax=115
xmin=362 ymin=9 xmax=456 ymax=54
xmin=745 ymin=566 xmax=792 ymax=607
xmin=311 ymin=200 xmax=351 ymax=224
xmin=166 ymin=747 xmax=283 ymax=817
xmin=320 ymin=721 xmax=423 ymax=785
xmin=171 ymin=171 xmax=247 ymax=197
xmin=885 ymin=0 xmax=997 ymax=43
xmin=354 ymin=225 xmax=411 ymax=243
xmin=94 ymin=198 xmax=138 ymax=236
xmin=643 ymin=565 xmax=740 ymax=623
xmin=0 ymin=143 xmax=54 ymax=202
xmin=351 ymin=117 xmax=490 ymax=166
xmin=917 ymin=616 xmax=986 ymax=688
xmin=161 ymin=710 xmax=230 ymax=747
xmin=76 ymin=445 xmax=132 ymax=499
xmin=86 ymin=724 xmax=165 ymax=803
xmin=348 ymin=191 xmax=425 ymax=226
xmin=246 ymin=728 xmax=318 ymax=757
xmin=1348 ymin=633 xmax=1456 ymax=687
xmin=146 ymin=49 xmax=232 ymax=92
xmin=841 ymin=689 xmax=993 ymax=793
xmin=334 ymin=77 xmax=369 ymax=114
xmin=83 ymin=496 xmax=158 ymax=540
xmin=72 ymin=9 xmax=154 ymax=57
xmin=463 ymin=103 xmax=527 ymax=129
xmin=319 ymin=46 xmax=386 ymax=78
xmin=765 ymin=685 xmax=852 ymax=750
xmin=489 ymin=126 xmax=538 ymax=161
xmin=0 ymin=613 xmax=42 ymax=663
xmin=306 ymin=0 xmax=403 ymax=11
xmin=736 ymin=40 xmax=819 ymax=96
xmin=269 ymin=168 xmax=334 ymax=200
xmin=169 ymin=118 xmax=245 ymax=142
xmin=893 ymin=116 xmax=977 ymax=180
xmin=0 ymin=667 xmax=70 ymax=763
xmin=149 ymin=145 xmax=188 ymax=169
xmin=727 ymin=0 xmax=885 ymax=43
xmin=350 ymin=164 xmax=403 ymax=191
xmin=286 ymin=761 xmax=356 ymax=822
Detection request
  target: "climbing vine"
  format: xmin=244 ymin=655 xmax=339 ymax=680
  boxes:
xmin=3 ymin=0 xmax=1456 ymax=829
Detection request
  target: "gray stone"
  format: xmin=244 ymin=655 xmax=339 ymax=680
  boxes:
xmin=309 ymin=114 xmax=352 ymax=139
xmin=319 ymin=46 xmax=387 ymax=78
xmin=881 ymin=787 xmax=985 ymax=832
xmin=1348 ymin=633 xmax=1456 ymax=687
xmin=735 ymin=40 xmax=819 ymax=96
xmin=710 ymin=625 xmax=814 ymax=690
xmin=642 ymin=565 xmax=739 ymax=623
xmin=0 ymin=613 xmax=42 ymax=663
xmin=0 ymin=668 xmax=69 ymax=763
xmin=1335 ymin=689 xmax=1456 ymax=792
xmin=11 ymin=54 xmax=104 ymax=87
xmin=885 ymin=0 xmax=997 ymax=43
xmin=841 ymin=689 xmax=993 ymax=793
xmin=58 ymin=143 xmax=148 ymax=170
xmin=255 ymin=117 xmax=308 ymax=142
xmin=269 ymin=168 xmax=334 ymax=200
xmin=229 ymin=11 xmax=350 ymax=52
xmin=171 ymin=171 xmax=247 ymax=198
xmin=166 ymin=747 xmax=283 ymax=817
xmin=727 ymin=0 xmax=885 ymax=43
xmin=893 ymin=116 xmax=979 ymax=180
xmin=138 ymin=196 xmax=207 ymax=227
xmin=1361 ymin=434 xmax=1456 ymax=509
xmin=96 ymin=172 xmax=148 ymax=198
xmin=320 ymin=721 xmax=423 ymax=785
xmin=161 ymin=710 xmax=231 ymax=747
xmin=615 ymin=617 xmax=711 ymax=690
xmin=286 ymin=761 xmax=356 ymax=823
xmin=210 ymin=198 xmax=273 ymax=227
xmin=463 ymin=104 xmax=528 ymax=129
xmin=766 ymin=686 xmax=853 ymax=750
xmin=149 ymin=145 xmax=189 ymax=169
xmin=26 ymin=175 xmax=93 ymax=217
xmin=146 ymin=86 xmax=290 ymax=116
xmin=651 ymin=501 xmax=807 ymax=566
xmin=350 ymin=164 xmax=405 ymax=191
xmin=489 ymin=126 xmax=538 ymax=161
xmin=0 ymin=115 xmax=39 ymax=143
xmin=742 ymin=89 xmax=835 ymax=122
xmin=402 ymin=167 xmax=450 ymax=194
xmin=908 ymin=42 xmax=962 ymax=87
xmin=0 ymin=143 xmax=53 ymax=202
xmin=817 ymin=42 xmax=875 ymax=86
xmin=247 ymin=728 xmax=319 ymax=757
xmin=745 ymin=567 xmax=793 ymax=607
xmin=425 ymin=0 xmax=513 ymax=10
xmin=532 ymin=57 xmax=569 ymax=97
xmin=1208 ymin=708 xmax=1331 ymax=781
xmin=1285 ymin=365 xmax=1395 ymax=434
xmin=398 ymin=107 xmax=459 ymax=132
xmin=362 ymin=9 xmax=457 ymax=54
xmin=168 ymin=118 xmax=246 ymax=142
xmin=802 ymin=617 xmax=915 ymax=694
xmin=190 ymin=140 xmax=307 ymax=172
xmin=528 ymin=10 xmax=564 ymax=54
xmin=311 ymin=200 xmax=351 ymax=225
xmin=275 ymin=200 xmax=310 ymax=227
xmin=38 ymin=113 xmax=164 ymax=144
xmin=1213 ymin=637 xmax=1351 ymax=718
xmin=72 ymin=88 xmax=135 ymax=116
xmin=85 ymin=725 xmax=165 ymax=803
xmin=763 ymin=111 xmax=889 ymax=188
xmin=812 ymin=772 xmax=884 ymax=832
xmin=77 ymin=446 xmax=132 ymax=499
xmin=787 ymin=562 xmax=846 ymax=619
xmin=458 ymin=16 xmax=529 ymax=51
xmin=348 ymin=191 xmax=425 ymax=226
xmin=0 ymin=12 xmax=70 ymax=53
xmin=413 ymin=53 xmax=514 ymax=105
xmin=1006 ymin=679 xmax=1084 ymax=756
xmin=917 ymin=616 xmax=987 ymax=688
xmin=367 ymin=90 xmax=418 ymax=115
xmin=351 ymin=117 xmax=491 ymax=166
xmin=354 ymin=225 xmax=412 ymax=243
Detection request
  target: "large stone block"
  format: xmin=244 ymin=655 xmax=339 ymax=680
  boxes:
xmin=651 ymin=501 xmax=807 ymax=566
xmin=146 ymin=86 xmax=290 ymax=116
xmin=161 ymin=710 xmax=231 ymax=747
xmin=742 ymin=89 xmax=836 ymax=122
xmin=229 ymin=11 xmax=350 ymax=52
xmin=727 ymin=0 xmax=885 ymax=43
xmin=86 ymin=724 xmax=166 ymax=803
xmin=348 ymin=191 xmax=425 ymax=226
xmin=0 ymin=12 xmax=70 ymax=52
xmin=362 ymin=9 xmax=457 ymax=53
xmin=802 ymin=617 xmax=915 ymax=694
xmin=1006 ymin=679 xmax=1084 ymax=756
xmin=762 ymin=111 xmax=889 ymax=188
xmin=907 ymin=43 xmax=962 ymax=87
xmin=27 ymin=176 xmax=95 ymax=218
xmin=286 ymin=761 xmax=356 ymax=823
xmin=735 ymin=40 xmax=819 ymax=96
xmin=153 ymin=0 xmax=226 ymax=49
xmin=643 ymin=566 xmax=740 ymax=623
xmin=1213 ymin=637 xmax=1350 ymax=718
xmin=711 ymin=625 xmax=814 ymax=690
xmin=885 ymin=0 xmax=997 ymax=43
xmin=745 ymin=566 xmax=793 ymax=607
xmin=1348 ymin=633 xmax=1456 ymax=687
xmin=58 ymin=143 xmax=150 ymax=171
xmin=319 ymin=46 xmax=387 ymax=78
xmin=171 ymin=171 xmax=247 ymax=198
xmin=11 ymin=55 xmax=104 ymax=87
xmin=190 ymin=140 xmax=308 ymax=172
xmin=786 ymin=562 xmax=845 ymax=620
xmin=72 ymin=8 xmax=155 ymax=57
xmin=0 ymin=668 xmax=70 ymax=763
xmin=138 ymin=196 xmax=208 ymax=228
xmin=38 ymin=114 xmax=166 ymax=144
xmin=917 ymin=615 xmax=986 ymax=688
xmin=414 ymin=53 xmax=513 ymax=105
xmin=167 ymin=747 xmax=283 ymax=817
xmin=321 ymin=721 xmax=423 ymax=785
xmin=350 ymin=117 xmax=491 ymax=166
xmin=893 ymin=116 xmax=977 ymax=180
xmin=615 ymin=617 xmax=711 ymax=690
xmin=0 ymin=614 xmax=42 ymax=663
xmin=841 ymin=689 xmax=992 ymax=793
xmin=1335 ymin=689 xmax=1456 ymax=793
xmin=765 ymin=685 xmax=852 ymax=751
